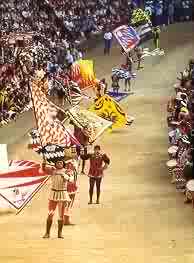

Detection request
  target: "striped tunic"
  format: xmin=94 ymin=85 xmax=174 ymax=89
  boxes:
xmin=49 ymin=169 xmax=72 ymax=202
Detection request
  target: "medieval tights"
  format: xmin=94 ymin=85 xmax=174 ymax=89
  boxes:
xmin=48 ymin=200 xmax=67 ymax=220
xmin=89 ymin=177 xmax=102 ymax=201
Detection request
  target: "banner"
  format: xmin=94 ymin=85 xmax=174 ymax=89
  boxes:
xmin=141 ymin=48 xmax=165 ymax=59
xmin=70 ymin=60 xmax=98 ymax=89
xmin=0 ymin=160 xmax=49 ymax=210
xmin=112 ymin=67 xmax=136 ymax=80
xmin=30 ymin=80 xmax=79 ymax=147
xmin=89 ymin=95 xmax=128 ymax=129
xmin=131 ymin=8 xmax=151 ymax=26
xmin=28 ymin=129 xmax=80 ymax=163
xmin=113 ymin=25 xmax=140 ymax=53
xmin=67 ymin=106 xmax=112 ymax=143
xmin=135 ymin=23 xmax=153 ymax=41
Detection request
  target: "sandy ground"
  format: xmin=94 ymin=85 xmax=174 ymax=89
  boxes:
xmin=1 ymin=23 xmax=194 ymax=262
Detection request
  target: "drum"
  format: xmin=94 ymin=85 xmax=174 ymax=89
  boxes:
xmin=186 ymin=180 xmax=194 ymax=203
xmin=186 ymin=180 xmax=194 ymax=192
xmin=168 ymin=146 xmax=178 ymax=159
xmin=168 ymin=130 xmax=175 ymax=144
xmin=166 ymin=159 xmax=177 ymax=177
xmin=174 ymin=168 xmax=186 ymax=192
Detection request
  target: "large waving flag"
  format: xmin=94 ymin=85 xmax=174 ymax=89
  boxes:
xmin=67 ymin=106 xmax=112 ymax=143
xmin=70 ymin=60 xmax=98 ymax=89
xmin=131 ymin=8 xmax=151 ymax=26
xmin=135 ymin=23 xmax=153 ymax=42
xmin=89 ymin=95 xmax=129 ymax=129
xmin=130 ymin=8 xmax=153 ymax=42
xmin=28 ymin=129 xmax=80 ymax=163
xmin=30 ymin=79 xmax=80 ymax=147
xmin=0 ymin=160 xmax=49 ymax=211
xmin=113 ymin=25 xmax=140 ymax=53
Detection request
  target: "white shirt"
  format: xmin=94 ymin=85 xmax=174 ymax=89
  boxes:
xmin=66 ymin=53 xmax=74 ymax=64
xmin=78 ymin=52 xmax=83 ymax=59
xmin=104 ymin=32 xmax=113 ymax=40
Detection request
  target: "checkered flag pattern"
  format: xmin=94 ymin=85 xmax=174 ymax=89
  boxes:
xmin=30 ymin=80 xmax=78 ymax=147
xmin=112 ymin=68 xmax=136 ymax=80
xmin=28 ymin=128 xmax=80 ymax=162
xmin=39 ymin=144 xmax=66 ymax=163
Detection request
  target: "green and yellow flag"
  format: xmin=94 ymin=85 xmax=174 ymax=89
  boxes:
xmin=131 ymin=8 xmax=151 ymax=26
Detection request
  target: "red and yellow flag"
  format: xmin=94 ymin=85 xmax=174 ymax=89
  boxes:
xmin=70 ymin=60 xmax=98 ymax=89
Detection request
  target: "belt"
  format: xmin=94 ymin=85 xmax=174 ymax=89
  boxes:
xmin=51 ymin=188 xmax=67 ymax=192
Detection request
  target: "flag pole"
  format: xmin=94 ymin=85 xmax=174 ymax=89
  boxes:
xmin=16 ymin=175 xmax=51 ymax=215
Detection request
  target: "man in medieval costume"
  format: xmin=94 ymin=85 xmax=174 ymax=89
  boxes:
xmin=64 ymin=159 xmax=78 ymax=225
xmin=80 ymin=145 xmax=110 ymax=204
xmin=42 ymin=160 xmax=73 ymax=239
xmin=70 ymin=120 xmax=89 ymax=174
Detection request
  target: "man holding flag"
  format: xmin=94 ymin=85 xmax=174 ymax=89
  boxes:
xmin=42 ymin=160 xmax=73 ymax=239
xmin=113 ymin=25 xmax=140 ymax=54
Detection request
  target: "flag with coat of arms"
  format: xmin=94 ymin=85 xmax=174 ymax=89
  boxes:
xmin=113 ymin=25 xmax=140 ymax=53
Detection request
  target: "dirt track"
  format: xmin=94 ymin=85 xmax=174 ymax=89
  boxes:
xmin=1 ymin=23 xmax=194 ymax=263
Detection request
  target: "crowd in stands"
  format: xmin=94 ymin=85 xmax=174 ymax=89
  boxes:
xmin=0 ymin=0 xmax=194 ymax=126
xmin=0 ymin=0 xmax=131 ymax=44
xmin=144 ymin=0 xmax=193 ymax=25
xmin=167 ymin=59 xmax=194 ymax=204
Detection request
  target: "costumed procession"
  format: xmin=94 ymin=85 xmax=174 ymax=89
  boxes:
xmin=0 ymin=2 xmax=168 ymax=239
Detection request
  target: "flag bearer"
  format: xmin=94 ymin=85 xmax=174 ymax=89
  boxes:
xmin=42 ymin=160 xmax=73 ymax=239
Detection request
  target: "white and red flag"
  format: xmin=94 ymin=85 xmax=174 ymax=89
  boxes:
xmin=30 ymin=80 xmax=80 ymax=147
xmin=0 ymin=160 xmax=49 ymax=211
xmin=113 ymin=25 xmax=140 ymax=53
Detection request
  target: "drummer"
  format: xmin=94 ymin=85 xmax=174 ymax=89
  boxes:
xmin=176 ymin=136 xmax=191 ymax=168
xmin=183 ymin=156 xmax=194 ymax=204
xmin=168 ymin=122 xmax=182 ymax=145
xmin=179 ymin=119 xmax=191 ymax=136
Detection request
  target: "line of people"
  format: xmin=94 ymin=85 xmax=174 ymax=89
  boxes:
xmin=167 ymin=58 xmax=194 ymax=204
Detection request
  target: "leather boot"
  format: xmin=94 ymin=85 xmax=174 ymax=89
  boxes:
xmin=42 ymin=218 xmax=52 ymax=238
xmin=58 ymin=220 xmax=64 ymax=239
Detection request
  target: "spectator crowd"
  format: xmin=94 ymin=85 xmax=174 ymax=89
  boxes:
xmin=167 ymin=59 xmax=194 ymax=204
xmin=0 ymin=0 xmax=193 ymax=126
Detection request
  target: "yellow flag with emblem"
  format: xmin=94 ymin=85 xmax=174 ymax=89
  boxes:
xmin=89 ymin=95 xmax=128 ymax=129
